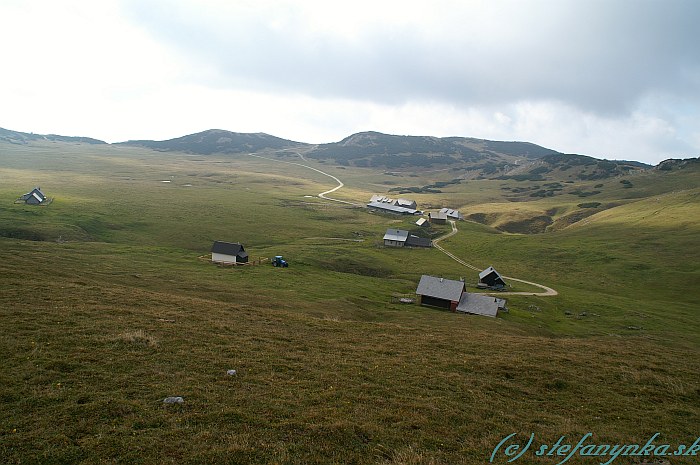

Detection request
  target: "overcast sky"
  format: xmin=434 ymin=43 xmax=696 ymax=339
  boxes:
xmin=2 ymin=0 xmax=699 ymax=164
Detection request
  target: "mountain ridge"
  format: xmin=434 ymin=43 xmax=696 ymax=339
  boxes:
xmin=0 ymin=127 xmax=106 ymax=145
xmin=4 ymin=126 xmax=695 ymax=175
xmin=116 ymin=129 xmax=306 ymax=154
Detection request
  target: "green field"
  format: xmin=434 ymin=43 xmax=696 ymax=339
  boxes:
xmin=1 ymin=141 xmax=699 ymax=464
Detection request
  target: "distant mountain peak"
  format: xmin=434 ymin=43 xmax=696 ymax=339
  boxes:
xmin=3 ymin=126 xmax=684 ymax=173
xmin=118 ymin=129 xmax=306 ymax=154
xmin=0 ymin=127 xmax=106 ymax=145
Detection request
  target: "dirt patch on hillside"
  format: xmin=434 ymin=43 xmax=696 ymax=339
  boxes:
xmin=467 ymin=211 xmax=553 ymax=234
xmin=496 ymin=215 xmax=553 ymax=234
xmin=548 ymin=210 xmax=600 ymax=231
xmin=466 ymin=212 xmax=500 ymax=225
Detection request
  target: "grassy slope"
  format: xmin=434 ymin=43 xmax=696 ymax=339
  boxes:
xmin=1 ymin=142 xmax=699 ymax=464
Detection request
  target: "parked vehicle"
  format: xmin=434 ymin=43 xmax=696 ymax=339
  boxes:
xmin=272 ymin=256 xmax=289 ymax=267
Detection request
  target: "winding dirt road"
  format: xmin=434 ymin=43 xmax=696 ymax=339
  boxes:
xmin=248 ymin=152 xmax=362 ymax=206
xmin=434 ymin=221 xmax=558 ymax=296
xmin=250 ymin=152 xmax=556 ymax=296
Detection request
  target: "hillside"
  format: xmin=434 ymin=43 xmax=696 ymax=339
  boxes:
xmin=305 ymin=131 xmax=561 ymax=169
xmin=0 ymin=125 xmax=671 ymax=183
xmin=118 ymin=129 xmax=307 ymax=154
xmin=0 ymin=139 xmax=698 ymax=463
xmin=113 ymin=129 xmax=657 ymax=181
xmin=495 ymin=153 xmax=650 ymax=182
xmin=113 ymin=128 xmax=652 ymax=181
xmin=0 ymin=127 xmax=106 ymax=145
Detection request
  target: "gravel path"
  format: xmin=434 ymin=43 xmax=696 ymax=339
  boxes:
xmin=434 ymin=221 xmax=558 ymax=296
xmin=248 ymin=152 xmax=362 ymax=206
xmin=250 ymin=152 xmax=557 ymax=297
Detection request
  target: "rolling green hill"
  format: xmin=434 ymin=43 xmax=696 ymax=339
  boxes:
xmin=1 ymin=138 xmax=698 ymax=464
xmin=111 ymin=128 xmax=660 ymax=181
xmin=2 ymin=125 xmax=673 ymax=180
xmin=118 ymin=129 xmax=307 ymax=154
xmin=0 ymin=127 xmax=106 ymax=145
xmin=305 ymin=131 xmax=560 ymax=168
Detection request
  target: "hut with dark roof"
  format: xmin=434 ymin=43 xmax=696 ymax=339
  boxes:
xmin=19 ymin=187 xmax=47 ymax=205
xmin=211 ymin=241 xmax=249 ymax=265
xmin=478 ymin=266 xmax=506 ymax=287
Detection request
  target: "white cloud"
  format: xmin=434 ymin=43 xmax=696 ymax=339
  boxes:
xmin=1 ymin=0 xmax=699 ymax=164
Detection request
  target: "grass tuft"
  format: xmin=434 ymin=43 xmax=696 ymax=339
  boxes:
xmin=111 ymin=330 xmax=159 ymax=348
xmin=379 ymin=445 xmax=438 ymax=465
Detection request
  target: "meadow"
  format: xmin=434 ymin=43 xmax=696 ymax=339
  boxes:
xmin=1 ymin=141 xmax=698 ymax=464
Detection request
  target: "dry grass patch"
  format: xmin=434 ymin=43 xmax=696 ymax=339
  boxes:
xmin=111 ymin=330 xmax=159 ymax=348
xmin=378 ymin=445 xmax=440 ymax=465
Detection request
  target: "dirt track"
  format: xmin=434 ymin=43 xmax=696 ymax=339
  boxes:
xmin=248 ymin=152 xmax=362 ymax=206
xmin=250 ymin=152 xmax=557 ymax=297
xmin=434 ymin=221 xmax=558 ymax=296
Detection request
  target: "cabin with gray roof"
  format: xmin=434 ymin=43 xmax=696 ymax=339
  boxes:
xmin=367 ymin=195 xmax=418 ymax=215
xmin=383 ymin=229 xmax=432 ymax=248
xmin=456 ymin=293 xmax=506 ymax=317
xmin=415 ymin=218 xmax=429 ymax=227
xmin=415 ymin=274 xmax=507 ymax=317
xmin=440 ymin=208 xmax=463 ymax=220
xmin=395 ymin=198 xmax=417 ymax=209
xmin=211 ymin=241 xmax=249 ymax=265
xmin=405 ymin=235 xmax=432 ymax=248
xmin=428 ymin=211 xmax=447 ymax=224
xmin=19 ymin=187 xmax=47 ymax=205
xmin=478 ymin=266 xmax=506 ymax=287
xmin=383 ymin=229 xmax=409 ymax=247
xmin=415 ymin=275 xmax=465 ymax=310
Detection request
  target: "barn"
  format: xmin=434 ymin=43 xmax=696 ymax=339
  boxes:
xmin=456 ymin=292 xmax=507 ymax=317
xmin=440 ymin=208 xmax=463 ymax=220
xmin=211 ymin=241 xmax=249 ymax=265
xmin=383 ymin=229 xmax=432 ymax=248
xmin=383 ymin=229 xmax=409 ymax=247
xmin=367 ymin=195 xmax=418 ymax=215
xmin=405 ymin=235 xmax=432 ymax=248
xmin=428 ymin=211 xmax=447 ymax=224
xmin=478 ymin=266 xmax=506 ymax=287
xmin=395 ymin=198 xmax=417 ymax=209
xmin=19 ymin=187 xmax=47 ymax=205
xmin=415 ymin=275 xmax=465 ymax=311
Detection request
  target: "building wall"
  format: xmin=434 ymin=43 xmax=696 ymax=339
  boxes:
xmin=419 ymin=295 xmax=451 ymax=309
xmin=212 ymin=252 xmax=237 ymax=264
xmin=480 ymin=272 xmax=505 ymax=286
xmin=384 ymin=239 xmax=405 ymax=247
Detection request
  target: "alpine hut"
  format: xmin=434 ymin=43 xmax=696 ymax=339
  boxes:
xmin=428 ymin=211 xmax=447 ymax=224
xmin=367 ymin=195 xmax=418 ymax=215
xmin=383 ymin=229 xmax=409 ymax=247
xmin=415 ymin=275 xmax=465 ymax=311
xmin=20 ymin=187 xmax=47 ymax=205
xmin=383 ymin=229 xmax=432 ymax=248
xmin=456 ymin=293 xmax=507 ymax=317
xmin=211 ymin=241 xmax=249 ymax=265
xmin=478 ymin=266 xmax=506 ymax=288
xmin=440 ymin=208 xmax=463 ymax=220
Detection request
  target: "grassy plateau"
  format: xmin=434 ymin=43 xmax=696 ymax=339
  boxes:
xmin=0 ymin=141 xmax=698 ymax=464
